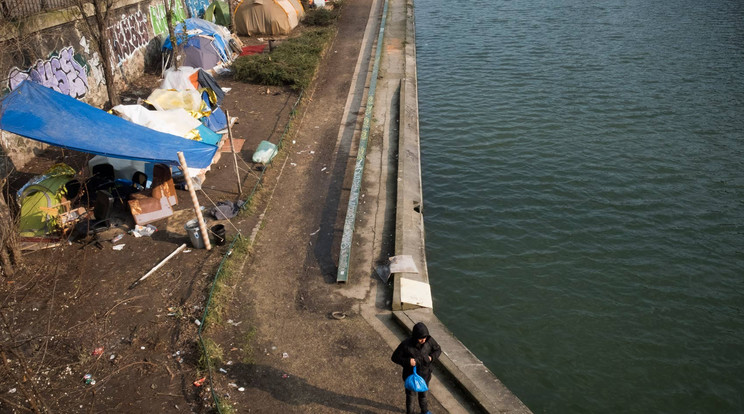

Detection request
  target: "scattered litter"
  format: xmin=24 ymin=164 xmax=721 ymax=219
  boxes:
xmin=9 ymin=388 xmax=17 ymax=394
xmin=222 ymin=87 xmax=232 ymax=93
xmin=109 ymin=354 xmax=116 ymax=360
xmin=282 ymin=374 xmax=289 ymax=379
xmin=226 ymin=319 xmax=242 ymax=326
xmin=131 ymin=224 xmax=157 ymax=238
xmin=141 ymin=346 xmax=146 ymax=350
xmin=290 ymin=163 xmax=297 ymax=166
xmin=193 ymin=377 xmax=207 ymax=387
xmin=321 ymin=167 xmax=327 ymax=172
xmin=184 ymin=249 xmax=192 ymax=253
xmin=112 ymin=244 xmax=125 ymax=251
xmin=226 ymin=360 xmax=234 ymax=365
xmin=111 ymin=234 xmax=124 ymax=243
xmin=271 ymin=346 xmax=277 ymax=351
xmin=228 ymin=383 xmax=238 ymax=388
xmin=282 ymin=352 xmax=289 ymax=359
xmin=238 ymin=387 xmax=245 ymax=392
xmin=92 ymin=347 xmax=104 ymax=356
xmin=219 ymin=368 xmax=228 ymax=374
xmin=309 ymin=228 xmax=320 ymax=236
xmin=194 ymin=319 xmax=202 ymax=326
xmin=83 ymin=374 xmax=95 ymax=385
xmin=310 ymin=150 xmax=315 ymax=154
xmin=167 ymin=307 xmax=179 ymax=316
xmin=292 ymin=140 xmax=296 ymax=144
xmin=331 ymin=311 xmax=347 ymax=320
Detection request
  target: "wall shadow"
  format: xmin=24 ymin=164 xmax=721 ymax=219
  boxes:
xmin=227 ymin=363 xmax=400 ymax=413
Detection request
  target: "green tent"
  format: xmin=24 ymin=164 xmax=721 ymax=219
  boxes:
xmin=18 ymin=164 xmax=76 ymax=237
xmin=204 ymin=0 xmax=230 ymax=27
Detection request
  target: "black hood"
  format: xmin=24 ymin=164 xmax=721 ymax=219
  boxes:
xmin=412 ymin=322 xmax=429 ymax=339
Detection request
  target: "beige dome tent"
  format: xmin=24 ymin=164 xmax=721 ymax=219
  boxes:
xmin=234 ymin=0 xmax=305 ymax=36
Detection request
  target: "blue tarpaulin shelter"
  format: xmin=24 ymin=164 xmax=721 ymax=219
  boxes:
xmin=0 ymin=81 xmax=218 ymax=169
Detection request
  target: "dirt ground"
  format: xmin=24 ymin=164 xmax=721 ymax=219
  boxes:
xmin=1 ymin=0 xmax=446 ymax=412
xmin=0 ymin=75 xmax=299 ymax=412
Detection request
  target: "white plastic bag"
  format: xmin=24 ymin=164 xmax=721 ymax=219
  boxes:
xmin=252 ymin=141 xmax=277 ymax=164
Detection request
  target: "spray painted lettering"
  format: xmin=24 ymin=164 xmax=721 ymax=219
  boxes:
xmin=184 ymin=0 xmax=210 ymax=19
xmin=107 ymin=11 xmax=150 ymax=67
xmin=79 ymin=37 xmax=105 ymax=86
xmin=7 ymin=47 xmax=89 ymax=98
xmin=150 ymin=0 xmax=187 ymax=36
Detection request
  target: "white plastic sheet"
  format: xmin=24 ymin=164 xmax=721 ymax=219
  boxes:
xmin=160 ymin=66 xmax=199 ymax=90
xmin=112 ymin=105 xmax=201 ymax=138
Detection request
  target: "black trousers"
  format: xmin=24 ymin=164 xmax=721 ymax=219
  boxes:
xmin=405 ymin=387 xmax=429 ymax=414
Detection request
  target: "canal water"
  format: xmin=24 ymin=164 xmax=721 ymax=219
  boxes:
xmin=414 ymin=0 xmax=744 ymax=412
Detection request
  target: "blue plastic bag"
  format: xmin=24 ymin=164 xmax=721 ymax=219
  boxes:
xmin=404 ymin=366 xmax=428 ymax=392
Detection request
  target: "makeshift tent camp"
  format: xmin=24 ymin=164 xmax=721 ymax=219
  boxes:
xmin=1 ymin=81 xmax=218 ymax=249
xmin=163 ymin=18 xmax=233 ymax=69
xmin=234 ymin=0 xmax=305 ymax=36
xmin=204 ymin=0 xmax=231 ymax=27
xmin=0 ymin=81 xmax=218 ymax=169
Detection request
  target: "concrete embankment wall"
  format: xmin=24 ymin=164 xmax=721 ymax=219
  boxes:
xmin=391 ymin=0 xmax=532 ymax=412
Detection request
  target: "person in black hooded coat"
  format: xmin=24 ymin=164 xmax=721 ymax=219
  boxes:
xmin=391 ymin=322 xmax=442 ymax=414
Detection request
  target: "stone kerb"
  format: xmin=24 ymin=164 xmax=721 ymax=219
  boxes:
xmin=392 ymin=0 xmax=432 ymax=311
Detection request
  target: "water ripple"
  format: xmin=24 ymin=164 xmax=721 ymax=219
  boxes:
xmin=416 ymin=0 xmax=744 ymax=412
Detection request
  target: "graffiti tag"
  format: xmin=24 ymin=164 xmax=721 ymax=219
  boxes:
xmin=150 ymin=0 xmax=187 ymax=36
xmin=107 ymin=10 xmax=151 ymax=67
xmin=8 ymin=47 xmax=89 ymax=98
xmin=184 ymin=0 xmax=210 ymax=19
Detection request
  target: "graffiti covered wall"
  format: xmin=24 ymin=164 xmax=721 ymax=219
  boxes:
xmin=0 ymin=0 xmax=175 ymax=105
xmin=107 ymin=10 xmax=151 ymax=68
xmin=184 ymin=0 xmax=210 ymax=20
xmin=149 ymin=0 xmax=187 ymax=36
xmin=7 ymin=46 xmax=90 ymax=99
xmin=0 ymin=0 xmax=188 ymax=170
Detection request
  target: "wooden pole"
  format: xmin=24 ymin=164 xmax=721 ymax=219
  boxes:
xmin=177 ymin=151 xmax=212 ymax=250
xmin=129 ymin=243 xmax=187 ymax=289
xmin=225 ymin=110 xmax=243 ymax=196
